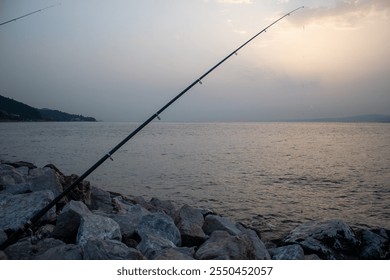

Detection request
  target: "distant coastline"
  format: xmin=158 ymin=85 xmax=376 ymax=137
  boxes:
xmin=286 ymin=114 xmax=390 ymax=123
xmin=1 ymin=94 xmax=389 ymax=123
xmin=0 ymin=94 xmax=96 ymax=122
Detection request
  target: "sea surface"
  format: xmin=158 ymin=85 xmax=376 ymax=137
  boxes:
xmin=1 ymin=122 xmax=389 ymax=240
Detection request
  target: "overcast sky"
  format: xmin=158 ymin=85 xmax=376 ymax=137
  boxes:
xmin=1 ymin=0 xmax=389 ymax=121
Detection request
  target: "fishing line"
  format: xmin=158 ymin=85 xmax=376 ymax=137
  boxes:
xmin=0 ymin=3 xmax=61 ymax=26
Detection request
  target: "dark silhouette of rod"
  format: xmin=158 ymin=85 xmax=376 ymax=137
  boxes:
xmin=0 ymin=3 xmax=61 ymax=26
xmin=0 ymin=6 xmax=304 ymax=250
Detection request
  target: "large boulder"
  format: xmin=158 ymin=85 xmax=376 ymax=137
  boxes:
xmin=0 ymin=164 xmax=26 ymax=187
xmin=89 ymin=186 xmax=113 ymax=213
xmin=34 ymin=244 xmax=83 ymax=260
xmin=52 ymin=200 xmax=92 ymax=243
xmin=108 ymin=204 xmax=150 ymax=242
xmin=0 ymin=190 xmax=56 ymax=232
xmin=136 ymin=212 xmax=181 ymax=246
xmin=358 ymin=229 xmax=389 ymax=259
xmin=202 ymin=215 xmax=242 ymax=236
xmin=175 ymin=204 xmax=206 ymax=247
xmin=0 ymin=163 xmax=32 ymax=195
xmin=83 ymin=238 xmax=145 ymax=260
xmin=195 ymin=230 xmax=270 ymax=260
xmin=283 ymin=219 xmax=360 ymax=260
xmin=76 ymin=214 xmax=121 ymax=246
xmin=27 ymin=167 xmax=63 ymax=197
xmin=135 ymin=209 xmax=182 ymax=259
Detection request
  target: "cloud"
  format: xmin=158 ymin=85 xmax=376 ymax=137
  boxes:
xmin=216 ymin=0 xmax=253 ymax=4
xmin=291 ymin=0 xmax=390 ymax=28
xmin=233 ymin=29 xmax=248 ymax=34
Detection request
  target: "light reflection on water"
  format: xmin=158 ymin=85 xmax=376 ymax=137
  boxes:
xmin=1 ymin=122 xmax=389 ymax=239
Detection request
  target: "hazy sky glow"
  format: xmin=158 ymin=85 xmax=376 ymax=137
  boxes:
xmin=1 ymin=0 xmax=389 ymax=121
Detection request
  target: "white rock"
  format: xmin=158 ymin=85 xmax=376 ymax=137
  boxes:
xmin=76 ymin=214 xmax=121 ymax=246
xmin=0 ymin=190 xmax=56 ymax=232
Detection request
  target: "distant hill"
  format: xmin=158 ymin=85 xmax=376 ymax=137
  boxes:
xmin=38 ymin=108 xmax=97 ymax=122
xmin=0 ymin=94 xmax=96 ymax=122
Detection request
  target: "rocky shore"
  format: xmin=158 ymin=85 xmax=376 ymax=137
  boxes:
xmin=1 ymin=161 xmax=389 ymax=260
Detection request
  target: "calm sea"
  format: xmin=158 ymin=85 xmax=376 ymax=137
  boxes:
xmin=1 ymin=122 xmax=389 ymax=239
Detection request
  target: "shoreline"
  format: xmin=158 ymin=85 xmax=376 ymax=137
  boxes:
xmin=1 ymin=161 xmax=389 ymax=260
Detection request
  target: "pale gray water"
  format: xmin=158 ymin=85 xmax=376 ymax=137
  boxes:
xmin=1 ymin=122 xmax=389 ymax=239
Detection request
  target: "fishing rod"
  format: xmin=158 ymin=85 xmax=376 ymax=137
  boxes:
xmin=0 ymin=6 xmax=304 ymax=250
xmin=0 ymin=3 xmax=61 ymax=26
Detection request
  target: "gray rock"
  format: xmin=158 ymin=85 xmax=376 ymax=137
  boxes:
xmin=52 ymin=200 xmax=92 ymax=243
xmin=16 ymin=166 xmax=30 ymax=176
xmin=137 ymin=233 xmax=176 ymax=259
xmin=359 ymin=229 xmax=389 ymax=259
xmin=89 ymin=186 xmax=113 ymax=213
xmin=136 ymin=212 xmax=181 ymax=246
xmin=108 ymin=204 xmax=150 ymax=241
xmin=108 ymin=214 xmax=138 ymax=241
xmin=175 ymin=204 xmax=206 ymax=247
xmin=76 ymin=214 xmax=121 ymax=246
xmin=283 ymin=219 xmax=360 ymax=260
xmin=0 ymin=190 xmax=56 ymax=232
xmin=34 ymin=244 xmax=83 ymax=260
xmin=269 ymin=244 xmax=305 ymax=260
xmin=27 ymin=167 xmax=63 ymax=196
xmin=202 ymin=214 xmax=242 ymax=236
xmin=125 ymin=202 xmax=150 ymax=217
xmin=154 ymin=247 xmax=195 ymax=260
xmin=4 ymin=237 xmax=65 ymax=260
xmin=0 ymin=164 xmax=26 ymax=187
xmin=195 ymin=230 xmax=270 ymax=260
xmin=83 ymin=238 xmax=145 ymax=260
